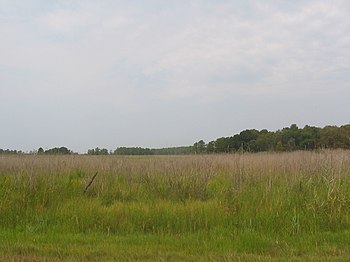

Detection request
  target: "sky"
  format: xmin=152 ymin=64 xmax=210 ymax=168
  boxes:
xmin=0 ymin=0 xmax=349 ymax=152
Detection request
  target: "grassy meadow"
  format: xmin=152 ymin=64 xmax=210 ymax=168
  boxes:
xmin=0 ymin=151 xmax=350 ymax=261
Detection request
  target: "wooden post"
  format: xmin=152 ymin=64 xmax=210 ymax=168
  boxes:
xmin=84 ymin=172 xmax=98 ymax=193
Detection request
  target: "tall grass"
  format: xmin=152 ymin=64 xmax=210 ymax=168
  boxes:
xmin=0 ymin=150 xmax=350 ymax=260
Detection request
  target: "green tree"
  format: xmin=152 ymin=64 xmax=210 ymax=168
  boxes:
xmin=319 ymin=125 xmax=349 ymax=149
xmin=206 ymin=141 xmax=216 ymax=153
xmin=238 ymin=129 xmax=259 ymax=151
xmin=281 ymin=124 xmax=301 ymax=151
xmin=193 ymin=140 xmax=206 ymax=154
xmin=44 ymin=147 xmax=71 ymax=155
xmin=255 ymin=130 xmax=275 ymax=151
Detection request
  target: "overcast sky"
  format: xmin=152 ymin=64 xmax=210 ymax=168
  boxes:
xmin=0 ymin=0 xmax=349 ymax=152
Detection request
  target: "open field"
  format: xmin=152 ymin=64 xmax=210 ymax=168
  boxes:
xmin=0 ymin=151 xmax=350 ymax=261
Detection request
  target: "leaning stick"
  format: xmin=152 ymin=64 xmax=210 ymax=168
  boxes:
xmin=84 ymin=172 xmax=98 ymax=193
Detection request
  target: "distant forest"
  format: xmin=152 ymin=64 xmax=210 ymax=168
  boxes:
xmin=86 ymin=124 xmax=350 ymax=155
xmin=0 ymin=124 xmax=349 ymax=155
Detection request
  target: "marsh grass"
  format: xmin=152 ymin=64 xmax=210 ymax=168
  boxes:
xmin=0 ymin=151 xmax=350 ymax=260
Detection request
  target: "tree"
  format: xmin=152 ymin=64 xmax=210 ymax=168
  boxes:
xmin=238 ymin=129 xmax=259 ymax=151
xmin=44 ymin=147 xmax=72 ymax=155
xmin=281 ymin=124 xmax=301 ymax=151
xmin=255 ymin=131 xmax=275 ymax=151
xmin=319 ymin=125 xmax=349 ymax=149
xmin=215 ymin=137 xmax=230 ymax=153
xmin=88 ymin=147 xmax=109 ymax=155
xmin=206 ymin=141 xmax=216 ymax=153
xmin=193 ymin=140 xmax=206 ymax=154
xmin=299 ymin=125 xmax=320 ymax=150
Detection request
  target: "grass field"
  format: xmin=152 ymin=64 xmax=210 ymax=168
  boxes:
xmin=0 ymin=151 xmax=350 ymax=261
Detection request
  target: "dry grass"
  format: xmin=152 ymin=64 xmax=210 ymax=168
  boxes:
xmin=0 ymin=150 xmax=349 ymax=261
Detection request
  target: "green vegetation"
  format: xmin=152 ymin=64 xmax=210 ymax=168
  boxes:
xmin=113 ymin=146 xmax=193 ymax=155
xmin=1 ymin=123 xmax=349 ymax=156
xmin=0 ymin=151 xmax=350 ymax=260
xmin=87 ymin=147 xmax=109 ymax=155
xmin=0 ymin=149 xmax=23 ymax=155
xmin=37 ymin=147 xmax=72 ymax=155
xmin=201 ymin=124 xmax=350 ymax=153
xmin=94 ymin=123 xmax=350 ymax=155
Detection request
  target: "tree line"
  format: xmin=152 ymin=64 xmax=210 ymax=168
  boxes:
xmin=0 ymin=124 xmax=349 ymax=155
xmin=37 ymin=147 xmax=73 ymax=155
xmin=87 ymin=124 xmax=350 ymax=155
xmin=0 ymin=147 xmax=73 ymax=155
xmin=193 ymin=124 xmax=350 ymax=153
xmin=87 ymin=146 xmax=192 ymax=155
xmin=0 ymin=149 xmax=23 ymax=155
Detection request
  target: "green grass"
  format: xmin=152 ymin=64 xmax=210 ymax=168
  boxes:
xmin=0 ymin=151 xmax=350 ymax=261
xmin=1 ymin=230 xmax=350 ymax=261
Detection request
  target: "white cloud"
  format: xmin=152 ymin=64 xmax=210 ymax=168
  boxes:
xmin=0 ymin=0 xmax=349 ymax=151
xmin=2 ymin=1 xmax=350 ymax=99
xmin=40 ymin=9 xmax=93 ymax=33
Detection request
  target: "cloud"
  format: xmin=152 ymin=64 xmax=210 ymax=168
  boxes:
xmin=0 ymin=0 xmax=349 ymax=151
xmin=3 ymin=1 xmax=350 ymax=100
xmin=40 ymin=9 xmax=94 ymax=34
